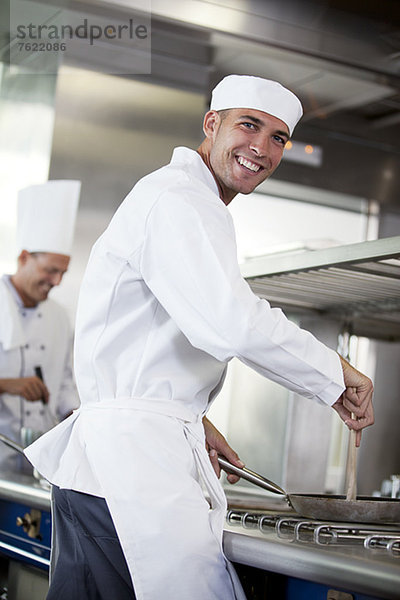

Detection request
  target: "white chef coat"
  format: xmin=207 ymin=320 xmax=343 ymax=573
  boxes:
xmin=26 ymin=147 xmax=345 ymax=600
xmin=0 ymin=275 xmax=77 ymax=471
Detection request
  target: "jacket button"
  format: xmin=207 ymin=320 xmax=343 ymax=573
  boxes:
xmin=25 ymin=344 xmax=29 ymax=349
xmin=40 ymin=345 xmax=45 ymax=350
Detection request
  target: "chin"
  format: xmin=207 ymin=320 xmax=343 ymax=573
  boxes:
xmin=235 ymin=182 xmax=261 ymax=195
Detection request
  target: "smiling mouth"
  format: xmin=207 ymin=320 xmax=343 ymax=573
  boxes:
xmin=39 ymin=284 xmax=52 ymax=295
xmin=236 ymin=156 xmax=262 ymax=173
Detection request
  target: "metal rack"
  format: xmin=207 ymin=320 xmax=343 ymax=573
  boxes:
xmin=241 ymin=236 xmax=400 ymax=341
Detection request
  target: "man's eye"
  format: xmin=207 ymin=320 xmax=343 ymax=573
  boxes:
xmin=274 ymin=135 xmax=285 ymax=144
xmin=242 ymin=122 xmax=256 ymax=129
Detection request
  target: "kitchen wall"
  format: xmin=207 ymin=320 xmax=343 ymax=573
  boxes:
xmin=49 ymin=65 xmax=206 ymax=320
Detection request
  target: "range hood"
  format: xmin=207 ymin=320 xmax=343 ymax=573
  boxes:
xmin=241 ymin=236 xmax=400 ymax=341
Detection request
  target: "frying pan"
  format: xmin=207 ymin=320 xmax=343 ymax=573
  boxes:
xmin=218 ymin=457 xmax=400 ymax=524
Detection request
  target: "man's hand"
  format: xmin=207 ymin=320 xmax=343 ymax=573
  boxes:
xmin=0 ymin=377 xmax=49 ymax=404
xmin=332 ymin=355 xmax=374 ymax=447
xmin=203 ymin=416 xmax=244 ymax=484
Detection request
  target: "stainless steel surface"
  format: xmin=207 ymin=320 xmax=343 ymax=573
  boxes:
xmin=39 ymin=1 xmax=400 ymax=217
xmin=391 ymin=475 xmax=400 ymax=499
xmin=241 ymin=236 xmax=400 ymax=340
xmin=0 ymin=434 xmax=25 ymax=455
xmin=218 ymin=457 xmax=286 ymax=495
xmin=0 ymin=473 xmax=50 ymax=511
xmin=223 ymin=507 xmax=400 ymax=600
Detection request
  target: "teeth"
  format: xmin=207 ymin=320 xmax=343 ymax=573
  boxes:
xmin=237 ymin=156 xmax=260 ymax=172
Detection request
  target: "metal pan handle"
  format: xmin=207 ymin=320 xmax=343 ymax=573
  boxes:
xmin=217 ymin=456 xmax=286 ymax=496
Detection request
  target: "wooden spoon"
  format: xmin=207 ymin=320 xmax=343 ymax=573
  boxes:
xmin=346 ymin=423 xmax=358 ymax=501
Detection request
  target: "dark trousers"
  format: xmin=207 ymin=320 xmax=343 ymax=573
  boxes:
xmin=47 ymin=486 xmax=136 ymax=600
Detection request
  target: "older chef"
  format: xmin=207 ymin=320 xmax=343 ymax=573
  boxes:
xmin=25 ymin=76 xmax=373 ymax=600
xmin=0 ymin=180 xmax=80 ymax=472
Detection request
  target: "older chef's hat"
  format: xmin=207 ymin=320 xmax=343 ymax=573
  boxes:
xmin=210 ymin=75 xmax=303 ymax=136
xmin=17 ymin=180 xmax=81 ymax=255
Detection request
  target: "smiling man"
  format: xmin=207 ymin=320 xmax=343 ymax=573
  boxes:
xmin=25 ymin=76 xmax=373 ymax=600
xmin=0 ymin=181 xmax=80 ymax=472
xmin=199 ymin=109 xmax=289 ymax=202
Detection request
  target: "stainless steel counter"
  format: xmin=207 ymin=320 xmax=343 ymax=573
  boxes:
xmin=0 ymin=475 xmax=399 ymax=599
xmin=0 ymin=472 xmax=51 ymax=511
xmin=223 ymin=519 xmax=400 ymax=600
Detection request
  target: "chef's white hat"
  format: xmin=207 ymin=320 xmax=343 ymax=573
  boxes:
xmin=17 ymin=180 xmax=81 ymax=256
xmin=210 ymin=75 xmax=303 ymax=136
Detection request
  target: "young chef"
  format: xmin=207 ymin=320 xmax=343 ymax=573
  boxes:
xmin=0 ymin=181 xmax=80 ymax=472
xmin=25 ymin=75 xmax=374 ymax=600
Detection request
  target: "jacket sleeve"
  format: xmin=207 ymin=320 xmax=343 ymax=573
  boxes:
xmin=139 ymin=189 xmax=344 ymax=406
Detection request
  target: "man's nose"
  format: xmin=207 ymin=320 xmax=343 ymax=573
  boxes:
xmin=249 ymin=134 xmax=269 ymax=157
xmin=50 ymin=272 xmax=64 ymax=286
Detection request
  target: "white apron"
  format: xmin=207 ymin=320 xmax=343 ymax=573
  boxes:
xmin=27 ymin=396 xmax=246 ymax=600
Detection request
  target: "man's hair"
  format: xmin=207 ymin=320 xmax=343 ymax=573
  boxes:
xmin=217 ymin=109 xmax=229 ymax=122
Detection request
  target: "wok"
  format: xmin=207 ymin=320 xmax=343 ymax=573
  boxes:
xmin=218 ymin=457 xmax=400 ymax=524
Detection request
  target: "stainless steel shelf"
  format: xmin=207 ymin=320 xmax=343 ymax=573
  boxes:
xmin=241 ymin=236 xmax=400 ymax=341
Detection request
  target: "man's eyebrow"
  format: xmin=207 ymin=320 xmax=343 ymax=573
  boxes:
xmin=237 ymin=114 xmax=263 ymax=125
xmin=237 ymin=114 xmax=289 ymax=139
xmin=276 ymin=129 xmax=290 ymax=140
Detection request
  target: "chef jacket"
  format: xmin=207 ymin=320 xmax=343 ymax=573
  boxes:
xmin=26 ymin=147 xmax=345 ymax=600
xmin=0 ymin=275 xmax=77 ymax=471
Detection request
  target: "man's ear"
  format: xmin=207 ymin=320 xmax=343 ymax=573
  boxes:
xmin=18 ymin=249 xmax=30 ymax=266
xmin=202 ymin=110 xmax=221 ymax=140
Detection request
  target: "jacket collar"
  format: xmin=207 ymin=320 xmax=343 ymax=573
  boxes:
xmin=170 ymin=147 xmax=220 ymax=199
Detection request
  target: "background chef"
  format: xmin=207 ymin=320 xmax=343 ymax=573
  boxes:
xmin=26 ymin=76 xmax=373 ymax=600
xmin=0 ymin=180 xmax=80 ymax=472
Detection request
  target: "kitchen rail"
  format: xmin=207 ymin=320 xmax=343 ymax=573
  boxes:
xmin=223 ymin=516 xmax=400 ymax=600
xmin=241 ymin=236 xmax=400 ymax=341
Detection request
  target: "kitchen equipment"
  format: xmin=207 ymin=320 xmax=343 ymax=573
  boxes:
xmin=225 ymin=504 xmax=400 ymax=599
xmin=345 ymin=422 xmax=357 ymax=502
xmin=226 ymin=506 xmax=400 ymax=561
xmin=217 ymin=457 xmax=285 ymax=495
xmin=0 ymin=433 xmax=46 ymax=484
xmin=0 ymin=433 xmax=25 ymax=456
xmin=34 ymin=366 xmax=46 ymax=405
xmin=33 ymin=365 xmax=57 ymax=427
xmin=288 ymin=493 xmax=400 ymax=524
xmin=218 ymin=457 xmax=400 ymax=524
xmin=0 ymin=472 xmax=51 ymax=599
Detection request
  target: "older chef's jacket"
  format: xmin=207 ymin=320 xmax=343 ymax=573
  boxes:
xmin=0 ymin=275 xmax=77 ymax=471
xmin=26 ymin=147 xmax=345 ymax=600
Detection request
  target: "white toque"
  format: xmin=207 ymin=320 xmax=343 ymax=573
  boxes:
xmin=17 ymin=180 xmax=81 ymax=255
xmin=210 ymin=74 xmax=303 ymax=136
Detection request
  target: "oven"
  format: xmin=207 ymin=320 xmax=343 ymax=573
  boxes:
xmin=0 ymin=473 xmax=51 ymax=600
